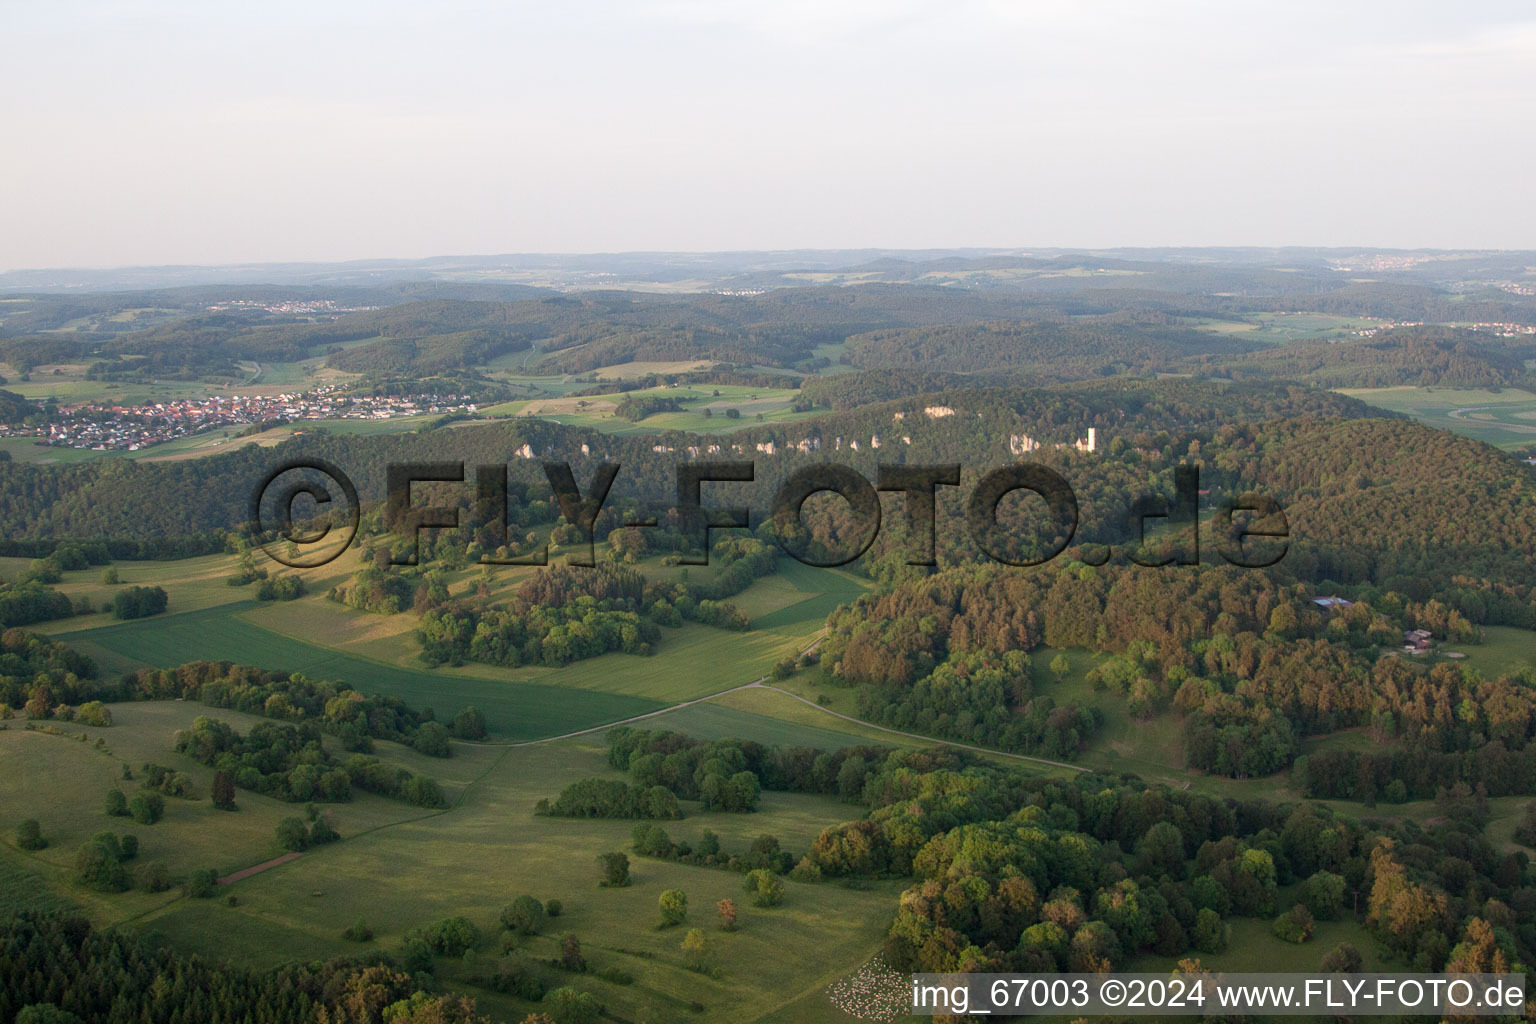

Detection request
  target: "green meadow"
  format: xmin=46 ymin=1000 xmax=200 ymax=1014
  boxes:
xmin=65 ymin=604 xmax=667 ymax=741
xmin=1191 ymin=311 xmax=1388 ymax=344
xmin=1336 ymin=385 xmax=1536 ymax=449
xmin=41 ymin=545 xmax=867 ymax=741
xmin=486 ymin=383 xmax=823 ymax=437
xmin=0 ymin=702 xmax=903 ymax=1024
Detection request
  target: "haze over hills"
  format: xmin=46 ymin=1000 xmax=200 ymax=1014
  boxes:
xmin=6 ymin=246 xmax=1536 ymax=295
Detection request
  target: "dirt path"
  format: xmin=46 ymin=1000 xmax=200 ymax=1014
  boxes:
xmin=503 ymin=637 xmax=829 ymax=747
xmin=498 ymin=633 xmax=1087 ymax=774
xmin=218 ymin=851 xmax=302 ymax=886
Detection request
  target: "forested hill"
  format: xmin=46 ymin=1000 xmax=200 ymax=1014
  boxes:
xmin=2 ymin=380 xmax=1534 ymax=600
xmin=842 ymin=314 xmax=1264 ymax=376
xmin=0 ymin=286 xmax=1120 ymax=380
xmin=1208 ymin=326 xmax=1536 ymax=388
xmin=0 ymin=380 xmax=1351 ymax=540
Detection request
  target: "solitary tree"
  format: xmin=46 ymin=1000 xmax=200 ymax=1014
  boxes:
xmin=15 ymin=818 xmax=45 ymax=850
xmin=1320 ymin=942 xmax=1364 ymax=973
xmin=275 ymin=817 xmax=309 ymax=852
xmin=211 ymin=770 xmax=237 ymax=811
xmin=558 ymin=934 xmax=587 ymax=972
xmin=104 ymin=789 xmax=129 ymax=817
xmin=716 ymin=898 xmax=738 ymax=931
xmin=501 ymin=895 xmax=545 ymax=936
xmin=450 ymin=706 xmax=488 ymax=740
xmin=597 ymin=851 xmax=630 ymax=887
xmin=680 ymin=928 xmax=714 ymax=972
xmin=1050 ymin=653 xmax=1071 ymax=681
xmin=543 ymin=989 xmax=598 ymax=1024
xmin=658 ymin=889 xmax=688 ymax=927
xmin=744 ymin=869 xmax=784 ymax=908
xmin=129 ymin=794 xmax=164 ymax=825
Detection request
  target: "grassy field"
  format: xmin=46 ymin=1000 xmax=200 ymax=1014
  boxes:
xmin=1 ymin=697 xmax=902 ymax=1024
xmin=1335 ymin=385 xmax=1536 ymax=449
xmin=1456 ymin=624 xmax=1536 ymax=677
xmin=656 ymin=690 xmax=916 ymax=752
xmin=1190 ymin=311 xmax=1388 ymax=344
xmin=133 ymin=734 xmax=902 ymax=1024
xmin=485 ymin=383 xmax=824 ymax=437
xmin=65 ymin=604 xmax=667 ymax=740
xmin=50 ymin=547 xmax=864 ymax=740
xmin=0 ymin=701 xmax=469 ymax=924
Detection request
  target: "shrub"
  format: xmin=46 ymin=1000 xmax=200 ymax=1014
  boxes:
xmin=1301 ymin=870 xmax=1346 ymax=920
xmin=111 ymin=586 xmax=168 ymax=620
xmin=422 ymin=915 xmax=480 ymax=956
xmin=788 ymin=857 xmax=822 ymax=883
xmin=1320 ymin=942 xmax=1364 ymax=973
xmin=75 ymin=834 xmax=132 ymax=891
xmin=680 ymin=928 xmax=713 ymax=972
xmin=500 ymin=895 xmax=545 ymax=936
xmin=450 ymin=706 xmax=488 ymax=740
xmin=745 ymin=868 xmax=784 ymax=908
xmin=543 ymin=987 xmax=600 ymax=1024
xmin=545 ymin=898 xmax=562 ymax=918
xmin=275 ymin=817 xmax=309 ymax=852
xmin=255 ymin=575 xmax=305 ymax=601
xmin=136 ymin=862 xmax=171 ymax=892
xmin=412 ymin=721 xmax=451 ymax=758
xmin=308 ymin=815 xmax=340 ymax=845
xmin=658 ymin=889 xmax=688 ymax=926
xmin=475 ymin=953 xmax=546 ymax=999
xmin=211 ymin=770 xmax=237 ymax=811
xmin=1272 ymin=903 xmax=1315 ymax=944
xmin=597 ymin=851 xmax=630 ymax=887
xmin=182 ymin=869 xmax=218 ymax=898
xmin=128 ymin=794 xmax=164 ymax=825
xmin=632 ymin=823 xmax=674 ymax=858
xmin=400 ymin=937 xmax=433 ymax=975
xmin=104 ymin=789 xmax=128 ymax=817
xmin=1193 ymin=908 xmax=1226 ymax=953
xmin=342 ymin=919 xmax=374 ymax=942
xmin=76 ymin=701 xmax=112 ymax=727
xmin=557 ymin=933 xmax=586 ymax=972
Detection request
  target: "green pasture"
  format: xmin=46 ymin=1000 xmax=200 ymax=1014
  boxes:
xmin=125 ymin=734 xmax=898 ymax=1024
xmin=1451 ymin=624 xmax=1536 ymax=677
xmin=494 ymin=382 xmax=823 ymax=437
xmin=655 ymin=692 xmax=908 ymax=753
xmin=65 ymin=604 xmax=667 ymax=740
xmin=0 ymin=701 xmax=470 ymax=925
xmin=1335 ymin=385 xmax=1536 ymax=449
xmin=1190 ymin=312 xmax=1387 ymax=344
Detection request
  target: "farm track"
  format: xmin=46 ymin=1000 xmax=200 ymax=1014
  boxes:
xmin=217 ymin=851 xmax=301 ymax=886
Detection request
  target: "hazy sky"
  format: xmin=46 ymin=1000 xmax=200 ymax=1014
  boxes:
xmin=3 ymin=1 xmax=1534 ymax=269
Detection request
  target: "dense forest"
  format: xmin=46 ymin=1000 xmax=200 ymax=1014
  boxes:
xmin=1208 ymin=326 xmax=1536 ymax=388
xmin=799 ymin=748 xmax=1534 ymax=978
xmin=818 ymin=558 xmax=1536 ymax=782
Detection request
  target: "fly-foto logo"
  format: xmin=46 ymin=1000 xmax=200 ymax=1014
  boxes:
xmin=249 ymin=459 xmax=1288 ymax=570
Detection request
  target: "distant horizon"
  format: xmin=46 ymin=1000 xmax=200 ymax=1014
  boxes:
xmin=7 ymin=242 xmax=1534 ymax=278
